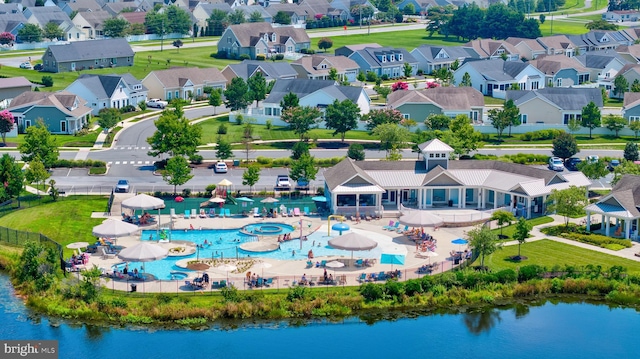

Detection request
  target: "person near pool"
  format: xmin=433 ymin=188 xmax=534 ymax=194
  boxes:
xmin=308 ymin=249 xmax=314 ymax=259
xmin=300 ymin=273 xmax=308 ymax=285
xmin=323 ymin=268 xmax=328 ymax=282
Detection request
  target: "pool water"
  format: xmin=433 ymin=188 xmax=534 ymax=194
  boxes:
xmin=241 ymin=223 xmax=295 ymax=236
xmin=137 ymin=227 xmax=401 ymax=280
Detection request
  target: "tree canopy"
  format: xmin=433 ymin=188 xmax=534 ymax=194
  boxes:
xmin=103 ymin=18 xmax=130 ymax=37
xmin=546 ymin=186 xmax=589 ymax=226
xmin=17 ymin=24 xmax=43 ymax=43
xmin=224 ymin=77 xmax=250 ymax=111
xmin=444 ymin=3 xmax=540 ymax=40
xmin=362 ymin=108 xmax=403 ymax=132
xmin=162 ymin=156 xmax=193 ymax=195
xmin=551 ymin=132 xmax=579 ymax=161
xmin=467 ymin=225 xmax=501 ymax=269
xmin=280 ymin=106 xmax=322 ymax=140
xmin=581 ymin=101 xmax=601 ymax=139
xmin=324 ymin=99 xmax=360 ymax=141
xmin=97 ymin=108 xmax=122 ymax=131
xmin=146 ymin=110 xmax=202 ymax=158
xmin=0 ymin=110 xmax=14 ymax=145
xmin=247 ymin=72 xmax=267 ymax=107
xmin=18 ymin=120 xmax=59 ymax=168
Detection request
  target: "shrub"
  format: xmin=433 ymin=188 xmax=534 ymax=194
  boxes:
xmin=181 ymin=188 xmax=191 ymax=197
xmin=562 ymin=232 xmax=632 ymax=249
xmin=239 ymin=54 xmax=250 ymax=60
xmin=520 ymin=129 xmax=565 ymax=141
xmin=359 ymin=283 xmax=384 ymax=302
xmin=189 ymin=154 xmax=203 ymax=164
xmin=286 ymin=286 xmax=308 ymax=301
xmin=256 ymin=54 xmax=266 ymax=61
xmin=265 ymin=119 xmax=272 ymax=129
xmin=384 ymin=279 xmax=404 ymax=298
xmin=404 ymin=279 xmax=423 ymax=296
xmin=494 ymin=269 xmax=517 ymax=283
xmin=518 ymin=265 xmax=545 ymax=282
xmin=119 ymin=105 xmax=136 ymax=113
xmin=217 ymin=123 xmax=227 ymax=134
xmin=275 ymin=54 xmax=284 ymax=60
xmin=381 ymin=74 xmax=389 ymax=81
xmin=204 ymin=184 xmax=216 ymax=197
xmin=138 ymin=101 xmax=147 ymax=111
xmin=41 ymin=75 xmax=54 ymax=87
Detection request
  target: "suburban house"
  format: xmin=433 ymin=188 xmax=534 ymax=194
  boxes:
xmin=568 ymin=32 xmax=626 ymax=53
xmin=505 ymin=87 xmax=603 ymax=126
xmin=529 ymin=55 xmax=591 ymax=87
xmin=622 ymin=92 xmax=640 ymax=121
xmin=386 ymin=87 xmax=485 ymax=124
xmin=72 ymin=10 xmax=112 ymax=40
xmin=465 ymin=39 xmax=520 ymax=61
xmin=505 ymin=37 xmax=547 ymax=60
xmin=347 ymin=46 xmax=418 ymax=79
xmin=233 ymin=5 xmax=274 ymax=23
xmin=0 ymin=77 xmax=33 ymax=102
xmin=575 ymin=51 xmax=629 ymax=93
xmin=23 ymin=6 xmax=72 ymax=29
xmin=585 ymin=174 xmax=640 ymax=240
xmin=58 ymin=0 xmax=102 ymax=16
xmin=262 ymin=3 xmax=308 ymax=24
xmin=232 ymin=79 xmax=370 ymax=126
xmin=221 ymin=60 xmax=298 ymax=84
xmin=0 ymin=10 xmax=28 ymax=37
xmin=617 ymin=64 xmax=640 ymax=93
xmin=536 ymin=35 xmax=578 ymax=57
xmin=142 ymin=67 xmax=226 ymax=101
xmin=322 ymin=138 xmax=591 ymax=219
xmin=410 ymin=45 xmax=480 ymax=74
xmin=334 ymin=43 xmax=382 ymax=58
xmin=452 ymin=59 xmax=545 ymax=98
xmin=217 ymin=23 xmax=311 ymax=60
xmin=102 ymin=2 xmax=141 ymax=16
xmin=192 ymin=3 xmax=233 ymax=33
xmin=65 ymin=74 xmax=148 ymax=115
xmin=602 ymin=10 xmax=640 ymax=22
xmin=616 ymin=44 xmax=640 ymax=63
xmin=291 ymin=54 xmax=360 ymax=82
xmin=297 ymin=0 xmax=350 ymax=21
xmin=394 ymin=0 xmax=442 ymax=15
xmin=7 ymin=91 xmax=92 ymax=134
xmin=41 ymin=38 xmax=134 ymax=73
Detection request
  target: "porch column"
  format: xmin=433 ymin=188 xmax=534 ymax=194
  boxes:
xmin=526 ymin=198 xmax=531 ymax=219
xmin=396 ymin=190 xmax=400 ymax=210
xmin=586 ymin=212 xmax=591 ymax=232
xmin=477 ymin=189 xmax=482 ymax=209
xmin=494 ymin=193 xmax=498 ymax=209
xmin=418 ymin=189 xmax=423 ymax=209
xmin=626 ymin=219 xmax=631 ymax=240
xmin=377 ymin=193 xmax=382 ymax=217
xmin=458 ymin=188 xmax=463 ymax=208
xmin=356 ymin=194 xmax=360 ymax=216
xmin=605 ymin=216 xmax=611 ymax=237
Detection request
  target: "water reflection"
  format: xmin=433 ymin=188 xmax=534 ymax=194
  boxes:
xmin=462 ymin=308 xmax=501 ymax=335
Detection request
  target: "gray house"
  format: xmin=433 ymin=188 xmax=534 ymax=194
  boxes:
xmin=7 ymin=91 xmax=92 ymax=134
xmin=622 ymin=92 xmax=640 ymax=122
xmin=506 ymin=88 xmax=603 ymax=126
xmin=347 ymin=46 xmax=418 ymax=79
xmin=387 ymin=87 xmax=485 ymax=123
xmin=0 ymin=77 xmax=33 ymax=102
xmin=410 ymin=45 xmax=480 ymax=74
xmin=217 ymin=23 xmax=311 ymax=60
xmin=41 ymin=38 xmax=134 ymax=73
xmin=221 ymin=60 xmax=298 ymax=84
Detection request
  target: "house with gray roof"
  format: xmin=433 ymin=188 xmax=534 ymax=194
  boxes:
xmin=622 ymin=92 xmax=640 ymax=121
xmin=23 ymin=6 xmax=72 ymax=28
xmin=323 ymin=138 xmax=591 ymax=219
xmin=217 ymin=22 xmax=310 ymax=60
xmin=347 ymin=46 xmax=418 ymax=79
xmin=465 ymin=39 xmax=520 ymax=61
xmin=58 ymin=0 xmax=102 ymax=16
xmin=192 ymin=3 xmax=233 ymax=34
xmin=72 ymin=10 xmax=112 ymax=40
xmin=262 ymin=3 xmax=309 ymax=24
xmin=505 ymin=37 xmax=547 ymax=60
xmin=222 ymin=60 xmax=298 ymax=84
xmin=291 ymin=54 xmax=360 ymax=81
xmin=410 ymin=44 xmax=480 ymax=74
xmin=387 ymin=87 xmax=485 ymax=124
xmin=0 ymin=12 xmax=27 ymax=37
xmin=568 ymin=31 xmax=626 ymax=53
xmin=585 ymin=174 xmax=640 ymax=239
xmin=141 ymin=67 xmax=226 ymax=101
xmin=529 ymin=54 xmax=591 ymax=87
xmin=65 ymin=74 xmax=148 ymax=115
xmin=535 ymin=35 xmax=578 ymax=57
xmin=453 ymin=58 xmax=545 ymax=98
xmin=232 ymin=78 xmax=370 ymax=126
xmin=575 ymin=50 xmax=629 ymax=95
xmin=0 ymin=77 xmax=33 ymax=101
xmin=41 ymin=38 xmax=134 ymax=73
xmin=506 ymin=87 xmax=602 ymax=126
xmin=7 ymin=91 xmax=92 ymax=134
xmin=101 ymin=2 xmax=140 ymax=16
xmin=334 ymin=43 xmax=382 ymax=57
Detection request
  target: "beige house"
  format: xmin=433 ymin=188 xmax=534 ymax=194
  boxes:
xmin=506 ymin=37 xmax=546 ymax=60
xmin=536 ymin=35 xmax=578 ymax=57
xmin=291 ymin=55 xmax=360 ymax=82
xmin=506 ymin=87 xmax=602 ymax=125
xmin=142 ymin=67 xmax=226 ymax=101
xmin=72 ymin=10 xmax=112 ymax=40
xmin=465 ymin=39 xmax=520 ymax=61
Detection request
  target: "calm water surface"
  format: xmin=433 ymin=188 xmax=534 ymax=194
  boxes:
xmin=1 ymin=273 xmax=639 ymax=359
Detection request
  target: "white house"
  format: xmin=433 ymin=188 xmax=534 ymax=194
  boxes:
xmin=453 ymin=59 xmax=546 ymax=98
xmin=65 ymin=74 xmax=148 ymax=115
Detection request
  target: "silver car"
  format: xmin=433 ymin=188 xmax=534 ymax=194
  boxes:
xmin=115 ymin=179 xmax=130 ymax=193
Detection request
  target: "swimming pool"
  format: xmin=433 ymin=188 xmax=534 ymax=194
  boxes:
xmin=240 ymin=223 xmax=295 ymax=236
xmin=135 ymin=226 xmax=404 ymax=280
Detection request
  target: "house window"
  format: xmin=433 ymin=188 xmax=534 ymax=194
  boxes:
xmin=381 ymin=56 xmax=386 ymax=63
xmin=175 ymin=91 xmax=179 ymax=98
xmin=128 ymin=57 xmax=131 ymax=62
xmin=557 ymin=78 xmax=562 ymax=87
xmin=520 ymin=114 xmax=527 ymax=124
xmin=629 ymin=116 xmax=640 ymax=122
xmin=227 ymin=37 xmax=231 ymax=43
xmin=60 ymin=121 xmax=66 ymax=133
xmin=25 ymin=120 xmax=31 ymax=128
xmin=274 ymin=108 xmax=281 ymax=116
xmin=402 ymin=114 xmax=410 ymax=119
xmin=264 ymin=34 xmax=268 ymax=42
xmin=112 ymin=58 xmax=117 ymax=64
xmin=271 ymin=33 xmax=276 ymax=42
xmin=257 ymin=48 xmax=260 ymax=54
xmin=470 ymin=111 xmax=478 ymax=121
xmin=398 ymin=53 xmax=403 ymax=61
xmin=167 ymin=92 xmax=172 ymax=100
xmin=287 ymin=46 xmax=293 ymax=52
xmin=197 ymin=88 xmax=201 ymax=95
xmin=532 ymin=81 xmax=539 ymax=90
xmin=563 ymin=114 xmax=582 ymax=124
xmin=429 ymin=153 xmax=434 ymax=158
xmin=266 ymin=108 xmax=272 ymax=115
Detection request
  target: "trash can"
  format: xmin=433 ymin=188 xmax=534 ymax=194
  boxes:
xmin=233 ymin=159 xmax=240 ymax=167
xmin=448 ymin=200 xmax=453 ymax=207
xmin=130 ymin=284 xmax=137 ymax=292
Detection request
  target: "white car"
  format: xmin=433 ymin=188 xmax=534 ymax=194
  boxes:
xmin=19 ymin=62 xmax=32 ymax=69
xmin=146 ymin=98 xmax=168 ymax=109
xmin=276 ymin=175 xmax=291 ymax=188
xmin=214 ymin=162 xmax=228 ymax=173
xmin=548 ymin=157 xmax=565 ymax=172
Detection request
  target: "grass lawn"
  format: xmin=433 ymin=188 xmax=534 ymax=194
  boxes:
xmin=485 ymin=239 xmax=640 ymax=273
xmin=491 ymin=216 xmax=554 ymax=240
xmin=0 ymin=196 xmax=107 ymax=257
xmin=482 ymin=132 xmax=635 ymax=146
xmin=313 ymin=30 xmax=466 ymax=52
xmin=5 ymin=129 xmax=99 ymax=148
xmin=484 ymin=96 xmax=505 ymax=106
xmin=539 ymin=19 xmax=590 ymax=36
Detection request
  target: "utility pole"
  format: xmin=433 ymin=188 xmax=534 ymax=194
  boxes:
xmin=359 ymin=6 xmax=362 ymax=29
xmin=160 ymin=19 xmax=165 ymax=52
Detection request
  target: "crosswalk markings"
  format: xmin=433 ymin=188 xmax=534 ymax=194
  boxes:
xmin=114 ymin=146 xmax=147 ymax=150
xmin=107 ymin=161 xmax=152 ymax=166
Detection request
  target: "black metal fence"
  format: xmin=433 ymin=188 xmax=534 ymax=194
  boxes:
xmin=0 ymin=224 xmax=65 ymax=272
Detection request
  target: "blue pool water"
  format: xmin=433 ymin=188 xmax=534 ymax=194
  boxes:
xmin=241 ymin=223 xmax=295 ymax=235
xmin=135 ymin=226 xmax=388 ymax=280
xmin=2 ymin=273 xmax=640 ymax=359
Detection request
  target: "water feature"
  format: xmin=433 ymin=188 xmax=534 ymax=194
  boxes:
xmin=2 ymin=273 xmax=640 ymax=358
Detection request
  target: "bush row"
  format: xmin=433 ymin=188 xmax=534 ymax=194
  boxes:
xmin=562 ymin=232 xmax=633 ymax=249
xmin=520 ymin=129 xmax=565 ymax=141
xmin=255 ymin=156 xmax=344 ymax=168
xmin=471 ymin=153 xmax=549 ymax=165
xmin=52 ymin=159 xmax=106 ymax=168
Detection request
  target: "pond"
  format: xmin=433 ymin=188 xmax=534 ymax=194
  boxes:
xmin=1 ymin=273 xmax=639 ymax=359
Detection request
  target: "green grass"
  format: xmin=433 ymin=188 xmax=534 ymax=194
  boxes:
xmin=492 ymin=216 xmax=554 ymax=240
xmin=313 ymin=30 xmax=466 ymax=52
xmin=484 ymin=96 xmax=505 ymax=105
xmin=485 ymin=239 xmax=640 ymax=274
xmin=4 ymin=129 xmax=99 ymax=148
xmin=570 ymin=14 xmax=604 ymax=21
xmin=0 ymin=196 xmax=108 ymax=256
xmin=482 ymin=132 xmax=637 ymax=146
xmin=539 ymin=19 xmax=591 ymax=36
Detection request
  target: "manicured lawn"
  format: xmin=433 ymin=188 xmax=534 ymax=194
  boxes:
xmin=4 ymin=129 xmax=99 ymax=148
xmin=0 ymin=196 xmax=108 ymax=256
xmin=482 ymin=132 xmax=635 ymax=146
xmin=539 ymin=19 xmax=590 ymax=36
xmin=491 ymin=216 xmax=554 ymax=240
xmin=484 ymin=96 xmax=505 ymax=106
xmin=485 ymin=239 xmax=640 ymax=273
xmin=314 ymin=29 xmax=466 ymax=52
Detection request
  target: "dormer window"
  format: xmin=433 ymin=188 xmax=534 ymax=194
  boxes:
xmin=381 ymin=55 xmax=386 ymax=63
xmin=263 ymin=34 xmax=268 ymax=42
xmin=271 ymin=33 xmax=276 ymax=42
xmin=389 ymin=54 xmax=395 ymax=61
xmin=320 ymin=64 xmax=327 ymax=69
xmin=398 ymin=53 xmax=403 ymax=61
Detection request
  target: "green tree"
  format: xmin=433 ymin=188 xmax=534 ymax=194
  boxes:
xmin=290 ymin=141 xmax=309 ymax=160
xmin=325 ymin=99 xmax=360 ymax=141
xmin=357 ymin=71 xmax=366 ymax=82
xmin=163 ymin=156 xmax=193 ymax=195
xmin=247 ymin=72 xmax=267 ymax=107
xmin=43 ymin=22 xmax=63 ymax=40
xmin=614 ymin=75 xmax=629 ymax=97
xmin=208 ymin=88 xmax=222 ymax=115
xmin=227 ymin=9 xmax=245 ymax=24
xmin=624 ymin=142 xmax=639 ymax=161
xmin=488 ymin=108 xmax=511 ymax=142
xmin=216 ymin=137 xmax=233 ymax=160
xmin=97 ymin=108 xmax=122 ymax=131
xmin=16 ymin=241 xmax=58 ymax=292
xmin=603 ymin=114 xmax=627 ymax=137
xmin=249 ymin=11 xmax=264 ymax=22
xmin=0 ymin=110 xmax=14 ymax=145
xmin=147 ymin=110 xmax=202 ymax=158
xmin=490 ymin=209 xmax=515 ymax=238
xmin=632 ymin=79 xmax=640 ymax=92
xmin=280 ymin=92 xmax=299 ymax=110
xmin=403 ymin=62 xmax=413 ymax=77
xmin=17 ymin=23 xmax=43 ymax=43
xmin=567 ymin=118 xmax=582 ymax=134
xmin=503 ymin=99 xmax=520 ymax=136
xmin=546 ymin=186 xmax=589 ymax=227
xmin=103 ymin=18 xmax=130 ymax=37
xmin=373 ymin=123 xmax=411 ymax=160
xmin=242 ymin=164 xmax=260 ymax=192
xmin=207 ymin=9 xmax=229 ymax=36
xmin=467 ymin=224 xmax=501 ymax=269
xmin=362 ymin=108 xmax=403 ymax=132
xmin=318 ymin=37 xmax=333 ymax=52
xmin=347 ymin=143 xmax=365 ymax=161
xmin=41 ymin=76 xmax=53 ymax=87
xmin=612 ymin=160 xmax=640 ymax=185
xmin=165 ymin=5 xmax=192 ymax=34
xmin=328 ymin=67 xmax=339 ymax=81
xmin=144 ymin=11 xmax=167 ymax=35
xmin=432 ymin=67 xmax=453 ymax=84
xmin=18 ymin=120 xmax=59 ymax=168
xmin=446 ymin=114 xmax=482 ymax=157
xmin=585 ymin=19 xmax=619 ymax=30
xmin=581 ymin=101 xmax=601 ymax=139
xmin=373 ymin=85 xmax=392 ymax=101
xmin=25 ymin=158 xmax=49 ymax=194
xmin=172 ymin=39 xmax=183 ymax=52
xmin=280 ymin=106 xmax=322 ymax=140
xmin=551 ymin=131 xmax=579 ymax=161
xmin=425 ymin=5 xmax=454 ymax=37
xmin=128 ymin=23 xmax=146 ymax=35
xmin=577 ymin=159 xmax=608 ymax=180
xmin=512 ymin=217 xmax=532 ymax=260
xmin=47 ymin=179 xmax=59 ymax=201
xmin=403 ymin=3 xmax=416 ymax=14
xmin=224 ymin=77 xmax=250 ymax=111
xmin=273 ymin=11 xmax=291 ymax=25
xmin=630 ymin=120 xmax=640 ymax=139
xmin=460 ymin=72 xmax=472 ymax=87
xmin=289 ymin=153 xmax=318 ymax=182
xmin=0 ymin=154 xmax=24 ymax=200
xmin=424 ymin=114 xmax=451 ymax=131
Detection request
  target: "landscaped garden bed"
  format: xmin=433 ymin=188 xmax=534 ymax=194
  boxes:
xmin=541 ymin=223 xmax=632 ymax=250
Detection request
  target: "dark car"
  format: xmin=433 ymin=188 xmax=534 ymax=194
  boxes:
xmin=565 ymin=157 xmax=582 ymax=171
xmin=607 ymin=159 xmax=620 ymax=171
xmin=33 ymin=63 xmax=43 ymax=71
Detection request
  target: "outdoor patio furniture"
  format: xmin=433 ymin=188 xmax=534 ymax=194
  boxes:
xmin=354 ymin=259 xmax=364 ymax=267
xmin=184 ymin=210 xmax=190 ymax=219
xmin=358 ymin=273 xmax=367 ymax=283
xmin=303 ymin=207 xmax=310 ymax=215
xmin=209 ymin=208 xmax=216 ymax=217
xmin=190 ymin=209 xmax=197 ymax=218
xmin=294 ymin=208 xmax=301 ymax=216
xmin=199 ymin=209 xmax=207 ymax=218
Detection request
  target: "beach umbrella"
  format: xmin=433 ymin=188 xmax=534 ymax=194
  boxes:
xmin=328 ymin=232 xmax=377 ymax=263
xmin=325 ymin=260 xmax=345 ymax=282
xmin=311 ymin=196 xmax=327 ymax=202
xmin=261 ymin=197 xmax=279 ymax=204
xmin=92 ymin=219 xmax=139 ymax=240
xmin=209 ymin=197 xmax=226 ymax=204
xmin=174 ymin=196 xmax=184 ymax=202
xmin=214 ymin=263 xmax=237 ymax=281
xmin=332 ymin=222 xmax=350 ymax=235
xmin=380 ymin=253 xmax=405 ymax=271
xmin=451 ymin=238 xmax=469 ymax=258
xmin=66 ymin=241 xmax=90 ymax=249
xmin=117 ymin=242 xmax=169 ymax=262
xmin=399 ymin=210 xmax=444 ymax=228
xmin=236 ymin=197 xmax=254 ymax=203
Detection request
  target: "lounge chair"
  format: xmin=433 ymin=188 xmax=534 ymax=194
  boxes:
xmin=377 ymin=272 xmax=386 ymax=281
xmin=199 ymin=209 xmax=207 ymax=218
xmin=170 ymin=208 xmax=177 ymax=219
xmin=303 ymin=207 xmax=310 ymax=216
xmin=383 ymin=220 xmax=395 ymax=230
xmin=320 ymin=260 xmax=327 ymax=268
xmin=354 ymin=259 xmax=364 ymax=267
xmin=208 ymin=208 xmax=216 ymax=218
xmin=306 ymin=260 xmax=313 ymax=268
xmin=398 ymin=225 xmax=409 ymax=234
xmin=252 ymin=207 xmax=260 ymax=218
xmin=219 ymin=280 xmax=227 ymax=288
xmin=309 ymin=276 xmax=317 ymax=286
xmin=365 ymin=213 xmax=372 ymax=221
xmin=225 ymin=208 xmax=231 ymax=217
xmin=358 ymin=273 xmax=367 ymax=283
xmin=281 ymin=207 xmax=288 ymax=217
xmin=184 ymin=210 xmax=190 ymax=219
xmin=264 ymin=278 xmax=273 ymax=287
xmin=99 ymin=246 xmax=115 ymax=260
xmin=387 ymin=222 xmax=400 ymax=231
xmin=190 ymin=209 xmax=197 ymax=218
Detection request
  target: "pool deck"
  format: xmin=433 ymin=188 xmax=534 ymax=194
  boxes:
xmin=91 ymin=213 xmax=473 ymax=293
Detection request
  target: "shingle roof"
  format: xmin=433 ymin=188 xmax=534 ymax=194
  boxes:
xmin=291 ymin=54 xmax=359 ymax=76
xmin=264 ymin=78 xmax=337 ymax=104
xmin=25 ymin=6 xmax=71 ymax=26
xmin=227 ymin=22 xmax=310 ymax=48
xmin=351 ymin=46 xmax=417 ymax=67
xmin=412 ymin=44 xmax=480 ymax=63
xmin=148 ymin=67 xmax=226 ymax=88
xmin=0 ymin=76 xmax=32 ymax=89
xmin=119 ymin=11 xmax=147 ymax=24
xmin=64 ymin=0 xmax=102 ymax=12
xmin=505 ymin=37 xmax=545 ymax=52
xmin=76 ymin=10 xmax=112 ymax=30
xmin=194 ymin=2 xmax=232 ymax=16
xmin=8 ymin=91 xmax=91 ymax=117
xmin=529 ymin=54 xmax=589 ymax=75
xmin=387 ymin=87 xmax=484 ymax=110
xmin=586 ymin=174 xmax=640 ymax=217
xmin=225 ymin=60 xmax=298 ymax=81
xmin=46 ymin=38 xmax=133 ymax=63
xmin=73 ymin=74 xmax=121 ymax=99
xmin=507 ymin=87 xmax=603 ymax=110
xmin=463 ymin=58 xmax=531 ymax=81
xmin=418 ymin=138 xmax=454 ymax=152
xmin=536 ymin=35 xmax=576 ymax=51
xmin=464 ymin=39 xmax=518 ymax=58
xmin=575 ymin=51 xmax=627 ymax=69
xmin=623 ymin=91 xmax=640 ymax=108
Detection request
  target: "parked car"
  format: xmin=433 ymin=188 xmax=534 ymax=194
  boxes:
xmin=115 ymin=179 xmax=130 ymax=193
xmin=214 ymin=162 xmax=228 ymax=173
xmin=146 ymin=98 xmax=168 ymax=109
xmin=295 ymin=177 xmax=309 ymax=189
xmin=33 ymin=64 xmax=43 ymax=71
xmin=548 ymin=157 xmax=565 ymax=172
xmin=565 ymin=157 xmax=582 ymax=171
xmin=586 ymin=155 xmax=599 ymax=164
xmin=607 ymin=159 xmax=620 ymax=171
xmin=275 ymin=175 xmax=291 ymax=188
xmin=19 ymin=62 xmax=32 ymax=69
